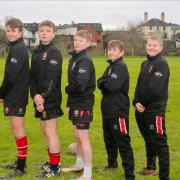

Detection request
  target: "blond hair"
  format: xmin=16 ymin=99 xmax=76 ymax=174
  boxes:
xmin=74 ymin=30 xmax=92 ymax=42
xmin=147 ymin=34 xmax=163 ymax=47
xmin=38 ymin=20 xmax=56 ymax=32
xmin=108 ymin=40 xmax=124 ymax=52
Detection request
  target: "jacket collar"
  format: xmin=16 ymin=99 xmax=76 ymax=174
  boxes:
xmin=36 ymin=41 xmax=53 ymax=52
xmin=107 ymin=57 xmax=123 ymax=65
xmin=69 ymin=49 xmax=88 ymax=60
xmin=8 ymin=37 xmax=23 ymax=46
xmin=147 ymin=53 xmax=162 ymax=62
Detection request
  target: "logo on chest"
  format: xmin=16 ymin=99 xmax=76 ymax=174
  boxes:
xmin=10 ymin=57 xmax=18 ymax=63
xmin=155 ymin=71 xmax=163 ymax=77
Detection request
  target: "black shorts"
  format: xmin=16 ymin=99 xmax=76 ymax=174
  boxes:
xmin=69 ymin=109 xmax=93 ymax=130
xmin=35 ymin=107 xmax=63 ymax=121
xmin=4 ymin=106 xmax=26 ymax=117
xmin=72 ymin=121 xmax=90 ymax=130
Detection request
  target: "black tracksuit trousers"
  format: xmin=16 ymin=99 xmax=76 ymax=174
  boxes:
xmin=135 ymin=111 xmax=170 ymax=180
xmin=103 ymin=116 xmax=135 ymax=180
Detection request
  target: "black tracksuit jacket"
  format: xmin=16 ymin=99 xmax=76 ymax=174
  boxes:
xmin=97 ymin=57 xmax=130 ymax=118
xmin=65 ymin=49 xmax=96 ymax=109
xmin=133 ymin=54 xmax=170 ymax=115
xmin=0 ymin=38 xmax=29 ymax=107
xmin=30 ymin=42 xmax=63 ymax=111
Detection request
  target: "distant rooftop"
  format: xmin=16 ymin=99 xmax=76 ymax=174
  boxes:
xmin=24 ymin=22 xmax=39 ymax=32
xmin=143 ymin=18 xmax=170 ymax=26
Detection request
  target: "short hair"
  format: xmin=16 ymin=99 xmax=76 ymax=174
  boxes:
xmin=108 ymin=40 xmax=124 ymax=51
xmin=74 ymin=30 xmax=92 ymax=42
xmin=5 ymin=18 xmax=23 ymax=32
xmin=147 ymin=34 xmax=163 ymax=47
xmin=38 ymin=20 xmax=56 ymax=32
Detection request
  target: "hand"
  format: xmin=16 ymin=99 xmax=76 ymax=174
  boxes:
xmin=97 ymin=77 xmax=106 ymax=88
xmin=34 ymin=94 xmax=44 ymax=106
xmin=36 ymin=104 xmax=44 ymax=112
xmin=135 ymin=103 xmax=145 ymax=113
xmin=0 ymin=99 xmax=3 ymax=103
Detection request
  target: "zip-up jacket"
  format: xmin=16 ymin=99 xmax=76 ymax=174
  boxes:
xmin=65 ymin=49 xmax=96 ymax=109
xmin=97 ymin=57 xmax=130 ymax=118
xmin=30 ymin=42 xmax=63 ymax=112
xmin=133 ymin=54 xmax=170 ymax=114
xmin=0 ymin=38 xmax=29 ymax=107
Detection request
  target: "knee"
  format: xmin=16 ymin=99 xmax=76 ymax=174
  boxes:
xmin=12 ymin=125 xmax=25 ymax=138
xmin=78 ymin=134 xmax=89 ymax=144
xmin=44 ymin=127 xmax=57 ymax=138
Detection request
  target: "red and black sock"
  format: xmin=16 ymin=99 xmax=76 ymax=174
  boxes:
xmin=15 ymin=136 xmax=28 ymax=172
xmin=49 ymin=152 xmax=61 ymax=172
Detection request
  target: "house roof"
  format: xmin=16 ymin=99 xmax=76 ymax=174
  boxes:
xmin=24 ymin=23 xmax=39 ymax=32
xmin=58 ymin=24 xmax=76 ymax=29
xmin=58 ymin=23 xmax=103 ymax=32
xmin=171 ymin=24 xmax=180 ymax=30
xmin=78 ymin=23 xmax=103 ymax=32
xmin=143 ymin=18 xmax=171 ymax=26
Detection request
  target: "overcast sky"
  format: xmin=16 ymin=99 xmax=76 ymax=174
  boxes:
xmin=0 ymin=0 xmax=179 ymax=30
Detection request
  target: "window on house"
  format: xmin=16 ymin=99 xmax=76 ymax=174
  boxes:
xmin=31 ymin=39 xmax=35 ymax=43
xmin=163 ymin=26 xmax=166 ymax=31
xmin=150 ymin=26 xmax=152 ymax=30
xmin=157 ymin=26 xmax=159 ymax=31
xmin=164 ymin=33 xmax=167 ymax=39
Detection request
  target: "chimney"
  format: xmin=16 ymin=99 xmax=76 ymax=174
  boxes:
xmin=161 ymin=12 xmax=165 ymax=21
xmin=144 ymin=12 xmax=148 ymax=23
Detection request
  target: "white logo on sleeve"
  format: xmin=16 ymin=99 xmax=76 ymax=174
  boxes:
xmin=78 ymin=68 xmax=86 ymax=74
xmin=10 ymin=58 xmax=18 ymax=63
xmin=155 ymin=71 xmax=163 ymax=77
xmin=50 ymin=59 xmax=58 ymax=65
xmin=111 ymin=73 xmax=118 ymax=78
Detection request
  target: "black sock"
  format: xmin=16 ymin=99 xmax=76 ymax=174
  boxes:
xmin=50 ymin=164 xmax=59 ymax=172
xmin=16 ymin=159 xmax=26 ymax=172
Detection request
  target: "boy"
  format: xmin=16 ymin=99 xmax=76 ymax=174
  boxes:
xmin=0 ymin=18 xmax=29 ymax=178
xmin=133 ymin=35 xmax=170 ymax=180
xmin=97 ymin=40 xmax=135 ymax=180
xmin=64 ymin=30 xmax=95 ymax=180
xmin=30 ymin=20 xmax=63 ymax=178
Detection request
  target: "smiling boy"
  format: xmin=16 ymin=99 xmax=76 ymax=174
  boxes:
xmin=64 ymin=30 xmax=96 ymax=180
xmin=133 ymin=35 xmax=170 ymax=180
xmin=0 ymin=18 xmax=29 ymax=178
xmin=30 ymin=20 xmax=63 ymax=178
xmin=97 ymin=40 xmax=135 ymax=180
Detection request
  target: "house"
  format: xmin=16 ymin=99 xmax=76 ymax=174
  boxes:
xmin=140 ymin=12 xmax=180 ymax=41
xmin=23 ymin=22 xmax=39 ymax=48
xmin=57 ymin=23 xmax=104 ymax=55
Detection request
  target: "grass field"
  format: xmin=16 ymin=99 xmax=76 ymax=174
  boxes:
xmin=0 ymin=56 xmax=179 ymax=180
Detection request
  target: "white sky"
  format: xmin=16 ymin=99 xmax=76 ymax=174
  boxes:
xmin=0 ymin=0 xmax=179 ymax=30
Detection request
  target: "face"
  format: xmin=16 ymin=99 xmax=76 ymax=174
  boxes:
xmin=38 ymin=25 xmax=55 ymax=44
xmin=108 ymin=47 xmax=124 ymax=61
xmin=146 ymin=39 xmax=163 ymax=57
xmin=6 ymin=26 xmax=22 ymax=42
xmin=74 ymin=36 xmax=90 ymax=53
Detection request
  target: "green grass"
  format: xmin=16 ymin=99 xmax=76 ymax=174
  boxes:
xmin=0 ymin=56 xmax=180 ymax=180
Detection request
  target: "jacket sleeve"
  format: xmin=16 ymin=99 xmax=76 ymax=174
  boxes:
xmin=99 ymin=64 xmax=128 ymax=93
xmin=132 ymin=61 xmax=145 ymax=107
xmin=41 ymin=49 xmax=62 ymax=99
xmin=30 ymin=53 xmax=38 ymax=99
xmin=145 ymin=61 xmax=170 ymax=104
xmin=65 ymin=59 xmax=90 ymax=94
xmin=0 ymin=48 xmax=26 ymax=98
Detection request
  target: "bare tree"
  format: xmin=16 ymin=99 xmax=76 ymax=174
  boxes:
xmin=0 ymin=17 xmax=8 ymax=57
xmin=127 ymin=18 xmax=145 ymax=56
